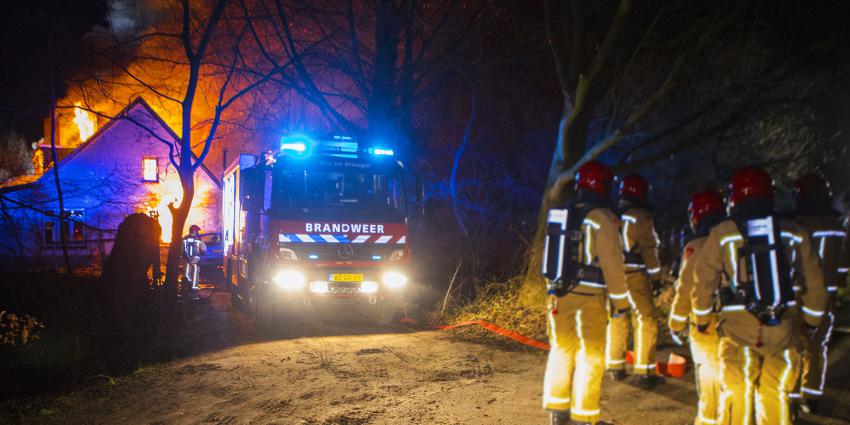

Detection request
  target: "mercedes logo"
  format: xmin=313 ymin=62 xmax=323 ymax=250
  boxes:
xmin=338 ymin=244 xmax=354 ymax=259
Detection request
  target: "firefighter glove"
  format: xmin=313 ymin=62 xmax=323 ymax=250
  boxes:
xmin=670 ymin=329 xmax=686 ymax=346
xmin=802 ymin=323 xmax=818 ymax=341
xmin=611 ymin=308 xmax=628 ymax=319
xmin=651 ymin=279 xmax=664 ymax=297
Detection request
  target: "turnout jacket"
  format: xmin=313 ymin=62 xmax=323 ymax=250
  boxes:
xmin=793 ymin=215 xmax=849 ymax=300
xmin=620 ymin=207 xmax=662 ymax=277
xmin=668 ymin=236 xmax=707 ymax=331
xmin=576 ymin=207 xmax=631 ymax=312
xmin=693 ymin=218 xmax=828 ymax=352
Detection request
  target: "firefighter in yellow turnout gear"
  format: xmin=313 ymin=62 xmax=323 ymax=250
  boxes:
xmin=669 ymin=191 xmax=726 ymax=425
xmin=693 ymin=167 xmax=828 ymax=425
xmin=791 ymin=174 xmax=849 ymax=414
xmin=542 ymin=161 xmax=630 ymax=425
xmin=606 ymin=173 xmax=664 ymax=388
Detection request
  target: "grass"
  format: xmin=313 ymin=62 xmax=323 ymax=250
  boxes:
xmin=442 ymin=276 xmax=548 ymax=342
xmin=440 ymin=271 xmax=683 ymax=348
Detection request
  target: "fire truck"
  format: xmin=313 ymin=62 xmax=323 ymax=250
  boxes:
xmin=222 ymin=135 xmax=420 ymax=332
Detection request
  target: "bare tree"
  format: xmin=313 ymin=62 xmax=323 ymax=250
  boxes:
xmin=522 ymin=0 xmax=850 ymax=301
xmin=241 ymin=0 xmax=487 ymax=147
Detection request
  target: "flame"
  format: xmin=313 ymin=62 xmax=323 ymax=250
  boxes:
xmin=151 ymin=171 xmax=214 ymax=243
xmin=73 ymin=102 xmax=97 ymax=142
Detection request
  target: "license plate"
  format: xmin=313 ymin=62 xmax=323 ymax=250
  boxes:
xmin=329 ymin=273 xmax=363 ymax=282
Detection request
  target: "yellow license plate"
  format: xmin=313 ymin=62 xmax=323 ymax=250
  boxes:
xmin=329 ymin=273 xmax=363 ymax=282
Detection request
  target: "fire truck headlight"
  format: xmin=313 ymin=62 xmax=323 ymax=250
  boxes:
xmin=360 ymin=281 xmax=379 ymax=293
xmin=382 ymin=271 xmax=408 ymax=288
xmin=273 ymin=270 xmax=305 ymax=291
xmin=310 ymin=281 xmax=329 ymax=293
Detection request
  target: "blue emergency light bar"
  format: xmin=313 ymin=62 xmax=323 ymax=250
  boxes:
xmin=369 ymin=147 xmax=394 ymax=156
xmin=281 ymin=142 xmax=307 ymax=153
xmin=280 ymin=134 xmax=313 ymax=156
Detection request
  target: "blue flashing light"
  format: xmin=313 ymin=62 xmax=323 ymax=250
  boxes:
xmin=281 ymin=142 xmax=307 ymax=153
xmin=372 ymin=255 xmax=382 ymax=260
xmin=280 ymin=134 xmax=314 ymax=157
xmin=369 ymin=147 xmax=394 ymax=156
xmin=309 ymin=254 xmax=319 ymax=260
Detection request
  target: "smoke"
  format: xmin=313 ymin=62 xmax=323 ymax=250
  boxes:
xmin=102 ymin=0 xmax=166 ymax=37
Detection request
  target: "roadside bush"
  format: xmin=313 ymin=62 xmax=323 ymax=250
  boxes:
xmin=442 ymin=276 xmax=547 ymax=341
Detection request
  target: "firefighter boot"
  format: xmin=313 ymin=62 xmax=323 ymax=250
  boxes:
xmin=549 ymin=410 xmax=570 ymax=425
xmin=605 ymin=369 xmax=626 ymax=381
xmin=801 ymin=399 xmax=821 ymax=415
xmin=635 ymin=374 xmax=665 ymax=390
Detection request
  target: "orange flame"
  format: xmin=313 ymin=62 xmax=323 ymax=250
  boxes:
xmin=73 ymin=102 xmax=96 ymax=142
xmin=153 ymin=172 xmax=215 ymax=243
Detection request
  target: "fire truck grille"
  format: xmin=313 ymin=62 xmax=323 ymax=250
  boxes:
xmin=289 ymin=244 xmax=397 ymax=261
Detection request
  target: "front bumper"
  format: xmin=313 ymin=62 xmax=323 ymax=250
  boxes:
xmin=265 ymin=267 xmax=408 ymax=304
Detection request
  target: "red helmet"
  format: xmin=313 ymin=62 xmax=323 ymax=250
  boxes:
xmin=575 ymin=160 xmax=613 ymax=194
xmin=619 ymin=173 xmax=649 ymax=201
xmin=729 ymin=166 xmax=773 ymax=207
xmin=189 ymin=225 xmax=201 ymax=234
xmin=688 ymin=190 xmax=725 ymax=226
xmin=794 ymin=173 xmax=831 ymax=199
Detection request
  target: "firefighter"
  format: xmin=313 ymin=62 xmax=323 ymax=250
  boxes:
xmin=668 ymin=190 xmax=726 ymax=425
xmin=542 ymin=160 xmax=631 ymax=425
xmin=692 ymin=166 xmax=828 ymax=425
xmin=605 ymin=173 xmax=664 ymax=388
xmin=791 ymin=173 xmax=848 ymax=414
xmin=182 ymin=224 xmax=206 ymax=290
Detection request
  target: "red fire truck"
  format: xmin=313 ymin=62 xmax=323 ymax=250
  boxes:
xmin=222 ymin=135 xmax=420 ymax=332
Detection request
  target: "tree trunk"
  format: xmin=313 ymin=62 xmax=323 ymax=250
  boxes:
xmin=162 ymin=167 xmax=194 ymax=299
xmin=520 ymin=99 xmax=586 ymax=308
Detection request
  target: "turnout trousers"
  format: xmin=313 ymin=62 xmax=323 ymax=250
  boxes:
xmin=543 ymin=293 xmax=608 ymax=424
xmin=184 ymin=256 xmax=200 ymax=289
xmin=718 ymin=337 xmax=801 ymax=425
xmin=606 ymin=271 xmax=658 ymax=374
xmin=800 ymin=311 xmax=835 ymax=400
xmin=690 ymin=320 xmax=720 ymax=425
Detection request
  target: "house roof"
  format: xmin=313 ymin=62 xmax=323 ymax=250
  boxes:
xmin=0 ymin=175 xmax=39 ymax=193
xmin=52 ymin=97 xmax=221 ymax=188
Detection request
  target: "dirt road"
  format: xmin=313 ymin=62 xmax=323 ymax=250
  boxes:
xmin=7 ymin=292 xmax=850 ymax=424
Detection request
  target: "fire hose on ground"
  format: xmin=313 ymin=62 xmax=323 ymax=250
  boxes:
xmin=436 ymin=319 xmax=687 ymax=377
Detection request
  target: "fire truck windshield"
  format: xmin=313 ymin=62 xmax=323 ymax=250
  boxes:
xmin=271 ymin=167 xmax=405 ymax=220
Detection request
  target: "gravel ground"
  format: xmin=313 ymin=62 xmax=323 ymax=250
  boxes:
xmin=3 ymin=292 xmax=849 ymax=425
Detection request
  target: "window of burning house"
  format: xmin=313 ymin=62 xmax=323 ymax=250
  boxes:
xmin=272 ymin=169 xmax=403 ymax=212
xmin=60 ymin=210 xmax=85 ymax=244
xmin=142 ymin=157 xmax=158 ymax=182
xmin=44 ymin=210 xmax=85 ymax=245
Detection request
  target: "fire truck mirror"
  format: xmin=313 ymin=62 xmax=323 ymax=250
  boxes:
xmin=240 ymin=168 xmax=263 ymax=212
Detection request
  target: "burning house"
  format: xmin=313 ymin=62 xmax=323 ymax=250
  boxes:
xmin=0 ymin=98 xmax=221 ymax=265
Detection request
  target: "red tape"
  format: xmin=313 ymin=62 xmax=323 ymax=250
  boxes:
xmin=439 ymin=320 xmax=550 ymax=351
